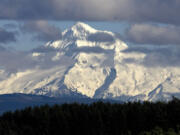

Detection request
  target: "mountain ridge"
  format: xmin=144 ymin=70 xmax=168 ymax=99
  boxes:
xmin=0 ymin=22 xmax=179 ymax=102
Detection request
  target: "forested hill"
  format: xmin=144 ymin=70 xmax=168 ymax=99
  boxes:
xmin=0 ymin=99 xmax=180 ymax=135
xmin=0 ymin=93 xmax=118 ymax=114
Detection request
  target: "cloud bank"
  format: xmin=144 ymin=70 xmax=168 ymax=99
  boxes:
xmin=124 ymin=24 xmax=180 ymax=45
xmin=0 ymin=0 xmax=179 ymax=25
xmin=122 ymin=46 xmax=180 ymax=67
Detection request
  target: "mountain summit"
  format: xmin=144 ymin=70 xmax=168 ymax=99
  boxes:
xmin=70 ymin=22 xmax=97 ymax=33
xmin=46 ymin=22 xmax=127 ymax=51
xmin=0 ymin=22 xmax=179 ymax=102
xmin=62 ymin=22 xmax=97 ymax=40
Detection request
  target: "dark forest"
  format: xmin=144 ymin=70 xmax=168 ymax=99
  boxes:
xmin=0 ymin=99 xmax=180 ymax=135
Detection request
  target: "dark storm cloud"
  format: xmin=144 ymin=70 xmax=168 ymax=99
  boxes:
xmin=20 ymin=21 xmax=62 ymax=41
xmin=0 ymin=27 xmax=17 ymax=44
xmin=0 ymin=0 xmax=180 ymax=25
xmin=124 ymin=24 xmax=180 ymax=45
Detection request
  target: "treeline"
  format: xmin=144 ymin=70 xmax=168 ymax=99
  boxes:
xmin=0 ymin=99 xmax=180 ymax=135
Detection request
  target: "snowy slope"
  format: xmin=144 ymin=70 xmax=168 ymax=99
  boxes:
xmin=0 ymin=22 xmax=180 ymax=102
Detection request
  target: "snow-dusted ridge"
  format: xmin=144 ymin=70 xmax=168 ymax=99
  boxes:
xmin=0 ymin=22 xmax=180 ymax=102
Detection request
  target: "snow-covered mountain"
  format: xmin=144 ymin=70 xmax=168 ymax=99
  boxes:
xmin=0 ymin=22 xmax=180 ymax=102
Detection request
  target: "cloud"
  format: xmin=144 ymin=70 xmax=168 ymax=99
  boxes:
xmin=0 ymin=45 xmax=7 ymax=52
xmin=142 ymin=49 xmax=180 ymax=67
xmin=124 ymin=24 xmax=180 ymax=45
xmin=20 ymin=20 xmax=62 ymax=42
xmin=0 ymin=49 xmax=74 ymax=73
xmin=87 ymin=32 xmax=115 ymax=42
xmin=0 ymin=51 xmax=36 ymax=73
xmin=3 ymin=23 xmax=17 ymax=30
xmin=32 ymin=46 xmax=57 ymax=53
xmin=0 ymin=0 xmax=180 ymax=25
xmin=122 ymin=46 xmax=153 ymax=54
xmin=0 ymin=27 xmax=17 ymax=44
xmin=122 ymin=46 xmax=180 ymax=67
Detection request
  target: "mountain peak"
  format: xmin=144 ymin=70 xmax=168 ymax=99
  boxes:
xmin=73 ymin=22 xmax=90 ymax=28
xmin=62 ymin=22 xmax=97 ymax=39
xmin=71 ymin=22 xmax=97 ymax=33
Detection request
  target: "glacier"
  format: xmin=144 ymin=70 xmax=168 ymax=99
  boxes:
xmin=0 ymin=22 xmax=180 ymax=102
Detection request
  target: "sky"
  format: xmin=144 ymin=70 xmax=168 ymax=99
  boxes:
xmin=0 ymin=0 xmax=180 ymax=51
